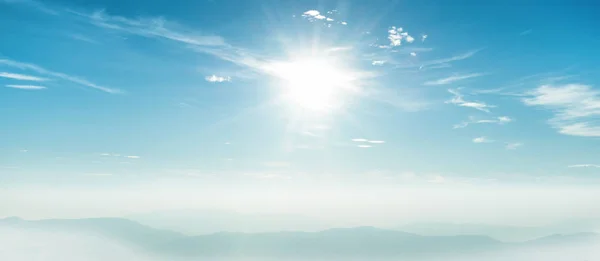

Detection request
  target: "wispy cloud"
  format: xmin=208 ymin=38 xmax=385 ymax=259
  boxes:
xmin=505 ymin=142 xmax=523 ymax=150
xmin=447 ymin=89 xmax=495 ymax=112
xmin=523 ymin=84 xmax=600 ymax=137
xmin=5 ymin=84 xmax=46 ymax=90
xmin=473 ymin=136 xmax=493 ymax=143
xmin=125 ymin=155 xmax=140 ymax=159
xmin=351 ymin=138 xmax=385 ymax=145
xmin=424 ymin=73 xmax=483 ymax=86
xmin=568 ymin=164 xmax=600 ymax=168
xmin=371 ymin=60 xmax=386 ymax=66
xmin=2 ymin=0 xmax=59 ymax=15
xmin=357 ymin=145 xmax=372 ymax=148
xmin=0 ymin=59 xmax=121 ymax=93
xmin=72 ymin=9 xmax=227 ymax=47
xmin=416 ymin=49 xmax=481 ymax=69
xmin=0 ymin=72 xmax=48 ymax=81
xmin=454 ymin=116 xmax=513 ymax=129
xmin=520 ymin=29 xmax=533 ymax=36
xmin=205 ymin=75 xmax=231 ymax=83
xmin=68 ymin=34 xmax=100 ymax=44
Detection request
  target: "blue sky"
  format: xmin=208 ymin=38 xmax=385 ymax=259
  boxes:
xmin=1 ymin=0 xmax=600 ymax=194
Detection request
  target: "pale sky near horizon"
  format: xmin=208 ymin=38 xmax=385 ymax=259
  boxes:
xmin=1 ymin=0 xmax=600 ymax=224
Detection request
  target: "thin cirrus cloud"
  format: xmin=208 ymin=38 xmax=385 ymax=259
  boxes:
xmin=424 ymin=73 xmax=483 ymax=86
xmin=0 ymin=59 xmax=121 ymax=93
xmin=453 ymin=116 xmax=513 ymax=129
xmin=568 ymin=164 xmax=600 ymax=168
xmin=473 ymin=136 xmax=493 ymax=143
xmin=505 ymin=142 xmax=523 ymax=150
xmin=523 ymin=84 xmax=600 ymax=137
xmin=0 ymin=72 xmax=48 ymax=81
xmin=352 ymin=139 xmax=385 ymax=148
xmin=205 ymin=75 xmax=231 ymax=83
xmin=5 ymin=84 xmax=47 ymax=90
xmin=447 ymin=89 xmax=495 ymax=112
xmin=71 ymin=9 xmax=227 ymax=47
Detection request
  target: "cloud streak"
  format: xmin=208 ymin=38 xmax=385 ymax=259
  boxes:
xmin=72 ymin=9 xmax=227 ymax=47
xmin=568 ymin=164 xmax=600 ymax=168
xmin=5 ymin=84 xmax=46 ymax=90
xmin=0 ymin=72 xmax=48 ymax=81
xmin=473 ymin=136 xmax=493 ymax=143
xmin=205 ymin=75 xmax=231 ymax=83
xmin=523 ymin=84 xmax=600 ymax=137
xmin=447 ymin=89 xmax=495 ymax=112
xmin=424 ymin=73 xmax=483 ymax=86
xmin=0 ymin=59 xmax=121 ymax=93
xmin=454 ymin=116 xmax=513 ymax=129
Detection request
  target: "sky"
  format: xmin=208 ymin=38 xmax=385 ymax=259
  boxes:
xmin=1 ymin=0 xmax=600 ymax=223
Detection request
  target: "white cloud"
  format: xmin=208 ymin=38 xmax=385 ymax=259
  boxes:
xmin=473 ymin=136 xmax=493 ymax=143
xmin=454 ymin=116 xmax=513 ymax=129
xmin=447 ymin=89 xmax=495 ymax=112
xmin=205 ymin=75 xmax=231 ymax=83
xmin=100 ymin=153 xmax=111 ymax=156
xmin=568 ymin=164 xmax=600 ymax=168
xmin=340 ymin=21 xmax=347 ymax=25
xmin=0 ymin=59 xmax=121 ymax=93
xmin=0 ymin=72 xmax=48 ymax=81
xmin=424 ymin=73 xmax=483 ymax=85
xmin=125 ymin=155 xmax=140 ymax=159
xmin=421 ymin=34 xmax=428 ymax=42
xmin=371 ymin=60 xmax=386 ymax=66
xmin=351 ymin=138 xmax=368 ymax=142
xmin=410 ymin=52 xmax=417 ymax=57
xmin=387 ymin=26 xmax=415 ymax=47
xmin=505 ymin=142 xmax=523 ymax=150
xmin=302 ymin=10 xmax=330 ymax=21
xmin=523 ymin=84 xmax=600 ymax=137
xmin=358 ymin=145 xmax=372 ymax=148
xmin=368 ymin=140 xmax=385 ymax=144
xmin=5 ymin=84 xmax=46 ymax=90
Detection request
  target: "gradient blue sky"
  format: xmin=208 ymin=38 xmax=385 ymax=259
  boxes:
xmin=1 ymin=0 xmax=600 ymax=194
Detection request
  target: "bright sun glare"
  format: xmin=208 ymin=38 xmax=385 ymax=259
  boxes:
xmin=271 ymin=58 xmax=356 ymax=112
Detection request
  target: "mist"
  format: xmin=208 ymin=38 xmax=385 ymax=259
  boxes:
xmin=3 ymin=183 xmax=599 ymax=228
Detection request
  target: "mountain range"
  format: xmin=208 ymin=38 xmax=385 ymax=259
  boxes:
xmin=1 ymin=217 xmax=598 ymax=258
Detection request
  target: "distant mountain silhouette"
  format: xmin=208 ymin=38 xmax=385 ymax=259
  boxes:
xmin=2 ymin=217 xmax=598 ymax=258
xmin=398 ymin=220 xmax=600 ymax=242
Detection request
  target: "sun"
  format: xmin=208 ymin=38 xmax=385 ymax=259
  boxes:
xmin=269 ymin=57 xmax=357 ymax=112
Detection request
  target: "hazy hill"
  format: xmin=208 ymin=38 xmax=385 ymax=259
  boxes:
xmin=127 ymin=209 xmax=330 ymax=235
xmin=398 ymin=220 xmax=600 ymax=242
xmin=2 ymin=217 xmax=598 ymax=259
